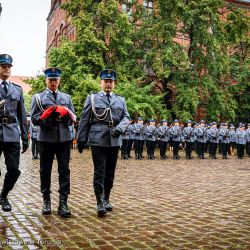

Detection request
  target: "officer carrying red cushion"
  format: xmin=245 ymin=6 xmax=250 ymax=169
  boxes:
xmin=30 ymin=67 xmax=76 ymax=217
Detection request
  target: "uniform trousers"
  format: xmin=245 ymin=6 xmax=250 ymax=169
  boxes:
xmin=127 ymin=139 xmax=133 ymax=157
xmin=31 ymin=138 xmax=39 ymax=156
xmin=196 ymin=142 xmax=206 ymax=156
xmin=159 ymin=140 xmax=168 ymax=157
xmin=39 ymin=141 xmax=71 ymax=196
xmin=221 ymin=143 xmax=229 ymax=156
xmin=185 ymin=141 xmax=193 ymax=156
xmin=172 ymin=141 xmax=180 ymax=156
xmin=246 ymin=142 xmax=250 ymax=156
xmin=134 ymin=140 xmax=144 ymax=155
xmin=0 ymin=142 xmax=21 ymax=195
xmin=91 ymin=146 xmax=119 ymax=200
xmin=237 ymin=144 xmax=245 ymax=158
xmin=146 ymin=140 xmax=156 ymax=156
xmin=209 ymin=142 xmax=218 ymax=156
xmin=121 ymin=139 xmax=129 ymax=157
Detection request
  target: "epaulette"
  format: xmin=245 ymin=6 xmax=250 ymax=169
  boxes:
xmin=90 ymin=91 xmax=97 ymax=94
xmin=12 ymin=83 xmax=22 ymax=89
xmin=114 ymin=93 xmax=124 ymax=98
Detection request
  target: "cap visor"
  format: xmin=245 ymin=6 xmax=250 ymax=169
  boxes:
xmin=47 ymin=76 xmax=60 ymax=79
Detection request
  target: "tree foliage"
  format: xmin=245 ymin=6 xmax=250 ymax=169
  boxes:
xmin=27 ymin=0 xmax=250 ymax=122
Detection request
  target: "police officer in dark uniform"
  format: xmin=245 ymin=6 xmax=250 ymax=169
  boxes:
xmin=133 ymin=117 xmax=145 ymax=159
xmin=169 ymin=119 xmax=182 ymax=159
xmin=121 ymin=119 xmax=131 ymax=159
xmin=30 ymin=121 xmax=39 ymax=159
xmin=0 ymin=54 xmax=29 ymax=212
xmin=157 ymin=119 xmax=169 ymax=159
xmin=77 ymin=69 xmax=130 ymax=216
xmin=182 ymin=120 xmax=194 ymax=159
xmin=31 ymin=67 xmax=75 ymax=217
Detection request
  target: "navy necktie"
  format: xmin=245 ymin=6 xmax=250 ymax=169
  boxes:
xmin=52 ymin=91 xmax=57 ymax=101
xmin=2 ymin=81 xmax=8 ymax=94
xmin=106 ymin=93 xmax=111 ymax=104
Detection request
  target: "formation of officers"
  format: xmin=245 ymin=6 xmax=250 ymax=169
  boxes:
xmin=121 ymin=118 xmax=250 ymax=161
xmin=0 ymin=53 xmax=249 ymax=218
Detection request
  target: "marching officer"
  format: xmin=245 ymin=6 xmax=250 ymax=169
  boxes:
xmin=133 ymin=117 xmax=145 ymax=159
xmin=0 ymin=54 xmax=29 ymax=212
xmin=219 ymin=123 xmax=230 ymax=159
xmin=236 ymin=123 xmax=247 ymax=159
xmin=169 ymin=119 xmax=182 ymax=160
xmin=77 ymin=69 xmax=130 ymax=216
xmin=145 ymin=119 xmax=157 ymax=159
xmin=195 ymin=120 xmax=207 ymax=159
xmin=207 ymin=122 xmax=219 ymax=159
xmin=182 ymin=120 xmax=194 ymax=159
xmin=30 ymin=121 xmax=39 ymax=159
xmin=157 ymin=119 xmax=170 ymax=159
xmin=31 ymin=67 xmax=76 ymax=217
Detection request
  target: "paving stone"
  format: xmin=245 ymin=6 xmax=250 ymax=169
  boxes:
xmin=0 ymin=149 xmax=249 ymax=249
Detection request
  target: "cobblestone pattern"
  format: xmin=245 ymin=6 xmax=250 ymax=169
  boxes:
xmin=0 ymin=149 xmax=249 ymax=250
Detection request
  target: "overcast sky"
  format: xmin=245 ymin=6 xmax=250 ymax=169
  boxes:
xmin=0 ymin=0 xmax=50 ymax=76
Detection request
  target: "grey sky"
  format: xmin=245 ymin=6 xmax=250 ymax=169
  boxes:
xmin=0 ymin=0 xmax=50 ymax=76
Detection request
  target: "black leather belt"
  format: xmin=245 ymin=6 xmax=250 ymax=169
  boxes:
xmin=0 ymin=117 xmax=17 ymax=125
xmin=91 ymin=121 xmax=118 ymax=127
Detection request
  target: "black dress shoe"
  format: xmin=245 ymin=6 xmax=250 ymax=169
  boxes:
xmin=0 ymin=197 xmax=12 ymax=212
xmin=104 ymin=200 xmax=113 ymax=212
xmin=57 ymin=197 xmax=71 ymax=217
xmin=57 ymin=203 xmax=71 ymax=218
xmin=42 ymin=201 xmax=51 ymax=215
xmin=97 ymin=204 xmax=107 ymax=217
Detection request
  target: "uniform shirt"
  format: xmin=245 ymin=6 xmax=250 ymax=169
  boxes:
xmin=236 ymin=130 xmax=247 ymax=145
xmin=31 ymin=89 xmax=75 ymax=142
xmin=182 ymin=126 xmax=194 ymax=143
xmin=30 ymin=122 xmax=39 ymax=139
xmin=77 ymin=91 xmax=130 ymax=147
xmin=157 ymin=125 xmax=170 ymax=142
xmin=195 ymin=127 xmax=207 ymax=143
xmin=133 ymin=123 xmax=146 ymax=141
xmin=246 ymin=128 xmax=250 ymax=142
xmin=145 ymin=125 xmax=157 ymax=141
xmin=169 ymin=125 xmax=182 ymax=142
xmin=0 ymin=80 xmax=28 ymax=142
xmin=128 ymin=124 xmax=136 ymax=140
xmin=219 ymin=128 xmax=230 ymax=144
xmin=121 ymin=124 xmax=130 ymax=140
xmin=207 ymin=128 xmax=219 ymax=143
xmin=229 ymin=129 xmax=236 ymax=143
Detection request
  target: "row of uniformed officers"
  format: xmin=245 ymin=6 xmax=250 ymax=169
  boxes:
xmin=121 ymin=118 xmax=250 ymax=160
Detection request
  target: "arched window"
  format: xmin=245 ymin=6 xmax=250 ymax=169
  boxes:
xmin=121 ymin=0 xmax=133 ymax=15
xmin=143 ymin=0 xmax=154 ymax=15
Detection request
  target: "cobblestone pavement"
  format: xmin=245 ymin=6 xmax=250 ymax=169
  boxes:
xmin=0 ymin=148 xmax=250 ymax=250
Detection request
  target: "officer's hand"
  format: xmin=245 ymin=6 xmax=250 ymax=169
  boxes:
xmin=21 ymin=140 xmax=29 ymax=154
xmin=112 ymin=127 xmax=122 ymax=138
xmin=77 ymin=141 xmax=86 ymax=154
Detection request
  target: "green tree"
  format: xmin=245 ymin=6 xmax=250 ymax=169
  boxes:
xmin=27 ymin=0 xmax=249 ymax=122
